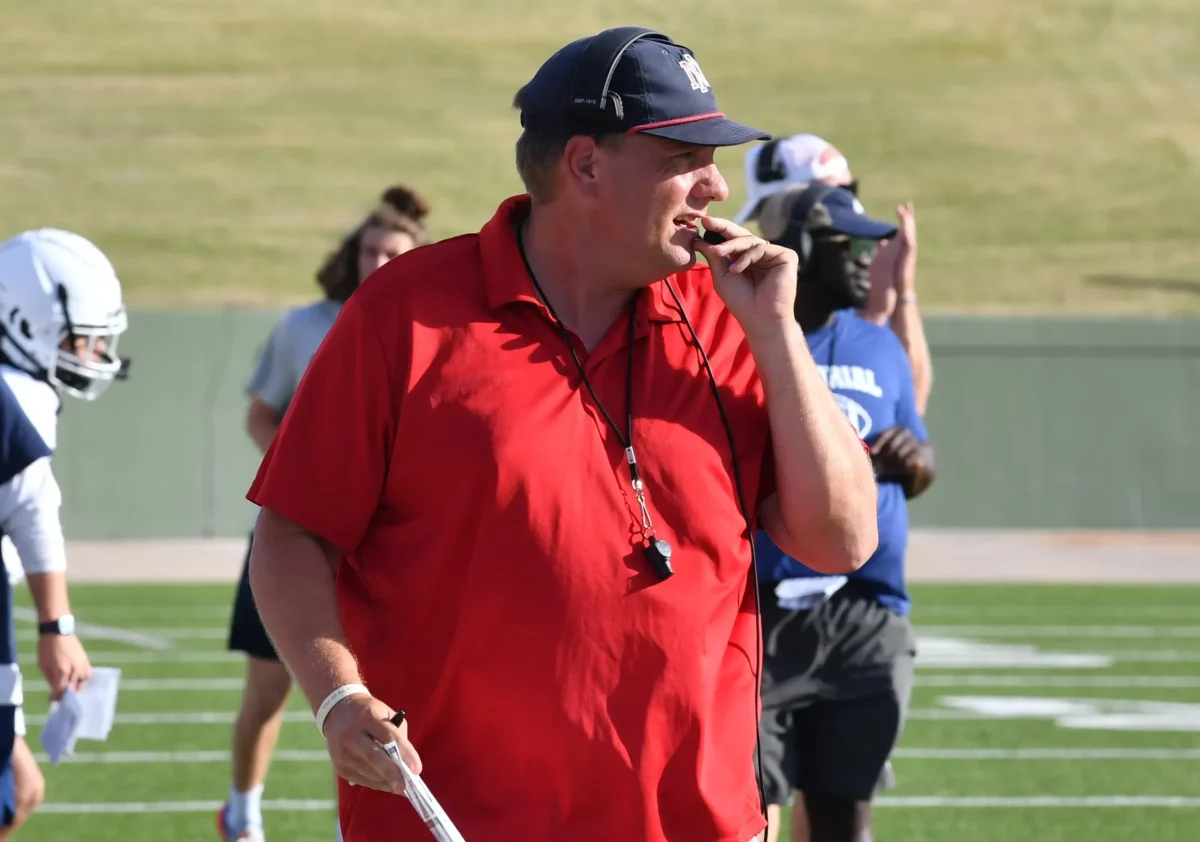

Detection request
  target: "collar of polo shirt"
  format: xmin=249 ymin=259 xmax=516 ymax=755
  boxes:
xmin=479 ymin=196 xmax=688 ymax=326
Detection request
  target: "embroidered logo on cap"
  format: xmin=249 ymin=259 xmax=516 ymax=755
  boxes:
xmin=679 ymin=54 xmax=711 ymax=93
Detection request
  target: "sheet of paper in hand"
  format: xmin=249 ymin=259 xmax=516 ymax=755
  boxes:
xmin=39 ymin=667 xmax=122 ymax=764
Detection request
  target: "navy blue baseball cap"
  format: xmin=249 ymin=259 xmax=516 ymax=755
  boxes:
xmin=818 ymin=187 xmax=898 ymax=239
xmin=760 ymin=184 xmax=898 ymax=244
xmin=517 ymin=27 xmax=770 ymax=147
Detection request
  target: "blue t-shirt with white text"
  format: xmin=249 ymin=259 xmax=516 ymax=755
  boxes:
xmin=755 ymin=309 xmax=927 ymax=615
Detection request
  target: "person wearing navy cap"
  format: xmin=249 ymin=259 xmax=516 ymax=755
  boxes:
xmin=244 ymin=27 xmax=880 ymax=842
xmin=737 ymin=135 xmax=933 ymax=417
xmin=751 ymin=183 xmax=937 ymax=842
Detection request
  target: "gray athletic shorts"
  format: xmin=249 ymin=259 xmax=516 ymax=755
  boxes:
xmin=757 ymin=579 xmax=916 ymax=805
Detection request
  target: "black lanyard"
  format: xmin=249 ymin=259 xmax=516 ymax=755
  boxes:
xmin=516 ymin=227 xmax=675 ymax=579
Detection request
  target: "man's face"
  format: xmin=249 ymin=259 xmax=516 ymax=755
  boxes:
xmin=588 ymin=133 xmax=729 ymax=285
xmin=61 ymin=334 xmax=108 ymax=363
xmin=805 ymin=231 xmax=877 ymax=310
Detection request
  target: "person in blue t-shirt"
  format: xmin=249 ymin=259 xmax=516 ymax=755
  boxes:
xmin=751 ymin=183 xmax=937 ymax=842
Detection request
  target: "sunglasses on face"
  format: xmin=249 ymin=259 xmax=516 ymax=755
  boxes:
xmin=812 ymin=232 xmax=878 ymax=262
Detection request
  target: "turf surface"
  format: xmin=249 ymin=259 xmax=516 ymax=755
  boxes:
xmin=11 ymin=582 xmax=1200 ymax=841
xmin=2 ymin=1 xmax=1199 ymax=313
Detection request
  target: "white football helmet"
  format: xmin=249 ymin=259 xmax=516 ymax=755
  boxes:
xmin=0 ymin=228 xmax=129 ymax=401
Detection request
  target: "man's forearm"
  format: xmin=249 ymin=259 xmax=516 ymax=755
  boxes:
xmin=247 ymin=397 xmax=284 ymax=456
xmin=890 ymin=238 xmax=932 ymax=415
xmin=749 ymin=320 xmax=879 ymax=571
xmin=248 ymin=507 xmax=362 ymax=713
xmin=249 ymin=422 xmax=279 ymax=456
xmin=26 ymin=572 xmax=71 ymax=623
xmin=890 ymin=299 xmax=933 ymax=416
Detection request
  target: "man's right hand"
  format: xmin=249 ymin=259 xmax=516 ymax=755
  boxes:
xmin=322 ymin=693 xmax=422 ymax=795
xmin=38 ymin=633 xmax=92 ymax=702
xmin=896 ymin=201 xmax=917 ymax=255
xmin=893 ymin=201 xmax=918 ymax=295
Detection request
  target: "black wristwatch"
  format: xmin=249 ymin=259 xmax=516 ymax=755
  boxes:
xmin=38 ymin=614 xmax=76 ymax=636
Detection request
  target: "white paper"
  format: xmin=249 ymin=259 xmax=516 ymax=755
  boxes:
xmin=39 ymin=667 xmax=121 ymax=764
xmin=39 ymin=688 xmax=83 ymax=765
xmin=74 ymin=667 xmax=121 ymax=741
xmin=774 ymin=575 xmax=848 ymax=610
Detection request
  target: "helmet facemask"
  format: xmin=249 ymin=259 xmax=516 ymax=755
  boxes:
xmin=51 ymin=284 xmax=129 ymax=401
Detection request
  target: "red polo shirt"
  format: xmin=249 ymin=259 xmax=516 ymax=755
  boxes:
xmin=248 ymin=195 xmax=773 ymax=842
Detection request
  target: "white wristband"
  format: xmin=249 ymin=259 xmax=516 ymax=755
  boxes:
xmin=315 ymin=683 xmax=370 ymax=736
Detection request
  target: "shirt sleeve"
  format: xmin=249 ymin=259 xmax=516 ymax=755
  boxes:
xmin=246 ymin=298 xmax=399 ymax=554
xmin=0 ymin=457 xmax=67 ymax=575
xmin=246 ymin=316 xmax=296 ymax=413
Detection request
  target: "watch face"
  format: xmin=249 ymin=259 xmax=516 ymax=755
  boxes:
xmin=59 ymin=615 xmax=76 ymax=635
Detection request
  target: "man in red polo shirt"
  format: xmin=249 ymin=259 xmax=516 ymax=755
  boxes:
xmin=246 ymin=26 xmax=878 ymax=842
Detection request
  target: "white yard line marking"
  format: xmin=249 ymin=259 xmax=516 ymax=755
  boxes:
xmin=23 ymin=678 xmax=244 ymax=693
xmin=12 ymin=608 xmax=172 ymax=650
xmin=25 ymin=711 xmax=313 ymax=726
xmin=875 ymin=796 xmax=1200 ymax=808
xmin=914 ymin=636 xmax=1112 ymax=669
xmin=914 ymin=650 xmax=1200 ymax=667
xmin=908 ymin=699 xmax=1200 ymax=727
xmin=59 ymin=606 xmax=233 ymax=620
xmin=1077 ymin=651 xmax=1200 ymax=664
xmin=906 ymin=709 xmax=1026 ymax=720
xmin=917 ymin=625 xmax=1200 ymax=639
xmin=35 ymin=750 xmax=327 ymax=764
xmin=916 ymin=606 xmax=1200 ymax=620
xmin=893 ymin=748 xmax=1200 ymax=760
xmin=927 ymin=696 xmax=1200 ymax=731
xmin=916 ymin=675 xmax=1200 ymax=689
xmin=19 ymin=651 xmax=240 ymax=665
xmin=39 ymin=799 xmax=335 ymax=814
xmin=17 ymin=626 xmax=223 ymax=643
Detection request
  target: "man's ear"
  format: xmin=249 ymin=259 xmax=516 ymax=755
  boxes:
xmin=562 ymin=136 xmax=601 ymax=199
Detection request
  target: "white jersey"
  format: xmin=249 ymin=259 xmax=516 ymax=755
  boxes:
xmin=0 ymin=375 xmax=66 ymax=737
xmin=0 ymin=366 xmax=65 ymax=586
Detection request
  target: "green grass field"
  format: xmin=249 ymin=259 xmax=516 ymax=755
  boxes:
xmin=3 ymin=1 xmax=1199 ymax=313
xmin=11 ymin=582 xmax=1200 ymax=841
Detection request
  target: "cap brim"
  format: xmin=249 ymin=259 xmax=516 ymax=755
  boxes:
xmin=640 ymin=116 xmax=771 ymax=148
xmin=830 ymin=216 xmax=898 ymax=240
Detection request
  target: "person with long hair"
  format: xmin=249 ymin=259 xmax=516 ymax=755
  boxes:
xmin=218 ymin=184 xmax=431 ymax=842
